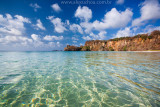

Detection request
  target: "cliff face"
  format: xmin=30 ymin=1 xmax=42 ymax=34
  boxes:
xmin=64 ymin=30 xmax=160 ymax=51
xmin=64 ymin=45 xmax=82 ymax=51
xmin=85 ymin=35 xmax=160 ymax=51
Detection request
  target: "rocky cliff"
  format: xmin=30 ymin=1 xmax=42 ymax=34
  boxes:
xmin=64 ymin=45 xmax=82 ymax=51
xmin=64 ymin=30 xmax=160 ymax=51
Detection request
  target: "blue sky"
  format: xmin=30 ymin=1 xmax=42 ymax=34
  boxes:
xmin=0 ymin=0 xmax=160 ymax=51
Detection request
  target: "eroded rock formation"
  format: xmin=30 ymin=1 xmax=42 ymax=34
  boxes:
xmin=64 ymin=45 xmax=82 ymax=51
xmin=64 ymin=30 xmax=160 ymax=51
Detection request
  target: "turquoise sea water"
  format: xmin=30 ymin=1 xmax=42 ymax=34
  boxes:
xmin=0 ymin=52 xmax=160 ymax=107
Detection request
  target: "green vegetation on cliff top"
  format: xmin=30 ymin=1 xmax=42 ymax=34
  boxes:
xmin=110 ymin=30 xmax=160 ymax=41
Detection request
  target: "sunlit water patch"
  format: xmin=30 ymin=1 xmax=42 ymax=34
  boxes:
xmin=0 ymin=52 xmax=160 ymax=107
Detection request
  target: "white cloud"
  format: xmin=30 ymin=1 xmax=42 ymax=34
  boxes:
xmin=30 ymin=3 xmax=41 ymax=12
xmin=0 ymin=16 xmax=62 ymax=52
xmin=72 ymin=35 xmax=79 ymax=43
xmin=31 ymin=35 xmax=41 ymax=48
xmin=98 ymin=31 xmax=107 ymax=39
xmin=0 ymin=14 xmax=53 ymax=50
xmin=141 ymin=25 xmax=160 ymax=33
xmin=114 ymin=25 xmax=160 ymax=39
xmin=72 ymin=36 xmax=79 ymax=41
xmin=34 ymin=19 xmax=46 ymax=30
xmin=0 ymin=14 xmax=38 ymax=50
xmin=80 ymin=8 xmax=133 ymax=33
xmin=75 ymin=6 xmax=92 ymax=22
xmin=132 ymin=0 xmax=160 ymax=26
xmin=92 ymin=8 xmax=133 ymax=30
xmin=31 ymin=34 xmax=40 ymax=41
xmin=0 ymin=36 xmax=32 ymax=45
xmin=80 ymin=43 xmax=83 ymax=46
xmin=70 ymin=24 xmax=83 ymax=34
xmin=73 ymin=41 xmax=77 ymax=43
xmin=30 ymin=41 xmax=62 ymax=50
xmin=56 ymin=41 xmax=61 ymax=47
xmin=0 ymin=14 xmax=30 ymax=36
xmin=82 ymin=31 xmax=107 ymax=40
xmin=30 ymin=34 xmax=62 ymax=49
xmin=115 ymin=27 xmax=133 ymax=38
xmin=82 ymin=36 xmax=92 ymax=40
xmin=43 ymin=35 xmax=63 ymax=41
xmin=0 ymin=28 xmax=22 ymax=36
xmin=51 ymin=3 xmax=61 ymax=12
xmin=90 ymin=31 xmax=107 ymax=40
xmin=80 ymin=22 xmax=93 ymax=33
xmin=116 ymin=0 xmax=124 ymax=5
xmin=66 ymin=20 xmax=70 ymax=25
xmin=47 ymin=16 xmax=67 ymax=33
xmin=47 ymin=41 xmax=62 ymax=48
xmin=46 ymin=42 xmax=62 ymax=48
xmin=14 ymin=15 xmax=31 ymax=23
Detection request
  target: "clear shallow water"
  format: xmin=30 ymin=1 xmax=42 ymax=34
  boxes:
xmin=0 ymin=52 xmax=160 ymax=107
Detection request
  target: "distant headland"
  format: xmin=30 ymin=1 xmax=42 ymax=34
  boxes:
xmin=64 ymin=30 xmax=160 ymax=51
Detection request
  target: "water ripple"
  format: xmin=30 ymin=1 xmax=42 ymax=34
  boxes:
xmin=0 ymin=52 xmax=159 ymax=107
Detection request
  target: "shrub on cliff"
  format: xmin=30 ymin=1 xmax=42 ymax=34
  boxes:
xmin=109 ymin=47 xmax=114 ymax=51
xmin=134 ymin=33 xmax=156 ymax=40
xmin=134 ymin=34 xmax=148 ymax=40
xmin=123 ymin=46 xmax=127 ymax=51
xmin=141 ymin=34 xmax=148 ymax=40
xmin=110 ymin=37 xmax=131 ymax=41
xmin=82 ymin=46 xmax=90 ymax=51
xmin=133 ymin=30 xmax=160 ymax=40
xmin=148 ymin=36 xmax=152 ymax=39
xmin=150 ymin=30 xmax=160 ymax=36
xmin=64 ymin=45 xmax=81 ymax=51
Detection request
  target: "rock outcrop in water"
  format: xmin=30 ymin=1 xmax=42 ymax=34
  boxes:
xmin=64 ymin=30 xmax=160 ymax=51
xmin=64 ymin=45 xmax=82 ymax=51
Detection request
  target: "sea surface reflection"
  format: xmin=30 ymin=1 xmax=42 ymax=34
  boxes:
xmin=0 ymin=52 xmax=160 ymax=107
